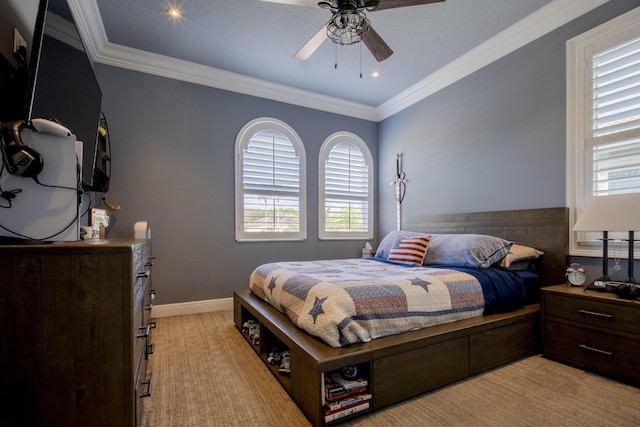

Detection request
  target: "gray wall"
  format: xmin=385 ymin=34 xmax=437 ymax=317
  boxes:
xmin=94 ymin=66 xmax=377 ymax=304
xmin=378 ymin=0 xmax=640 ymax=284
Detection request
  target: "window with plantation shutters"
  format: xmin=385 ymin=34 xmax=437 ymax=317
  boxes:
xmin=235 ymin=118 xmax=306 ymax=242
xmin=567 ymin=7 xmax=640 ymax=256
xmin=319 ymin=132 xmax=373 ymax=240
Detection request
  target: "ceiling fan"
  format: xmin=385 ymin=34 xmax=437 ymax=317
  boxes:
xmin=261 ymin=0 xmax=445 ymax=62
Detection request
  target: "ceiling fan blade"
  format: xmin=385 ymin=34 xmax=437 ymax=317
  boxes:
xmin=362 ymin=26 xmax=393 ymax=62
xmin=258 ymin=0 xmax=319 ymax=7
xmin=294 ymin=25 xmax=328 ymax=60
xmin=373 ymin=0 xmax=445 ymax=11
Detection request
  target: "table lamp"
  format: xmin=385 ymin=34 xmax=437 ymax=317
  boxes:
xmin=572 ymin=193 xmax=640 ymax=284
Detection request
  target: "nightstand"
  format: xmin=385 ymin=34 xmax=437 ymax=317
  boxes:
xmin=541 ymin=284 xmax=640 ymax=386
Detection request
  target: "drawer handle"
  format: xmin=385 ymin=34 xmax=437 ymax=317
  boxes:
xmin=137 ymin=325 xmax=150 ymax=339
xmin=145 ymin=303 xmax=153 ymax=311
xmin=578 ymin=309 xmax=613 ymax=319
xmin=137 ymin=271 xmax=150 ymax=278
xmin=579 ymin=344 xmax=613 ymax=357
xmin=146 ymin=342 xmax=155 ymax=357
xmin=140 ymin=377 xmax=153 ymax=398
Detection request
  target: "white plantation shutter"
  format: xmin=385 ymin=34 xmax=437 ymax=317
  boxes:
xmin=243 ymin=130 xmax=300 ymax=231
xmin=319 ymin=133 xmax=373 ymax=240
xmin=592 ymin=37 xmax=640 ymax=138
xmin=324 ymin=142 xmax=368 ymax=232
xmin=235 ymin=119 xmax=306 ymax=241
xmin=592 ymin=138 xmax=640 ymax=196
xmin=591 ymin=36 xmax=640 ymax=197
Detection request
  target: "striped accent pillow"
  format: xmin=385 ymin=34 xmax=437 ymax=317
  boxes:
xmin=387 ymin=235 xmax=431 ymax=266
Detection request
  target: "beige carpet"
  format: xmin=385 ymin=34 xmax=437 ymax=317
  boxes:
xmin=141 ymin=311 xmax=640 ymax=427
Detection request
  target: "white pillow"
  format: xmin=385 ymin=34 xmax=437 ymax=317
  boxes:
xmin=499 ymin=244 xmax=544 ymax=268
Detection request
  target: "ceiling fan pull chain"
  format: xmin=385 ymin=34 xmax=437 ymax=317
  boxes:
xmin=360 ymin=42 xmax=363 ymax=78
xmin=335 ymin=43 xmax=338 ymax=69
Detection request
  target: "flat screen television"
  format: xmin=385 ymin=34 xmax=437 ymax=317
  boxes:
xmin=0 ymin=0 xmax=102 ymax=190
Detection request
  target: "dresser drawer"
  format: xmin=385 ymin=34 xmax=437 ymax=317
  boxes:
xmin=134 ymin=294 xmax=155 ymax=369
xmin=135 ymin=346 xmax=152 ymax=427
xmin=544 ymin=293 xmax=639 ymax=335
xmin=143 ymin=285 xmax=154 ymax=327
xmin=134 ymin=266 xmax=150 ymax=309
xmin=545 ymin=321 xmax=640 ymax=384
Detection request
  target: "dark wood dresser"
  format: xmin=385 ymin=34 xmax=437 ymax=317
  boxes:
xmin=541 ymin=284 xmax=640 ymax=385
xmin=0 ymin=239 xmax=156 ymax=426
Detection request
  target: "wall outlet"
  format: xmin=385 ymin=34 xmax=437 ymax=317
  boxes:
xmin=13 ymin=29 xmax=27 ymax=54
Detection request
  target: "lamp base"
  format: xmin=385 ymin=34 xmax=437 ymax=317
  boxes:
xmin=624 ymin=231 xmax=636 ymax=285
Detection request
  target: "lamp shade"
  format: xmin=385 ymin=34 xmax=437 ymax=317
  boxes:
xmin=573 ymin=193 xmax=640 ymax=232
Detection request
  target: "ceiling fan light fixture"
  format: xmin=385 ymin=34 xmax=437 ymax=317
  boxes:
xmin=326 ymin=10 xmax=370 ymax=46
xmin=364 ymin=1 xmax=380 ymax=11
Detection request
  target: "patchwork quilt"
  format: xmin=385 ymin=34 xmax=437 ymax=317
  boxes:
xmin=249 ymin=258 xmax=488 ymax=347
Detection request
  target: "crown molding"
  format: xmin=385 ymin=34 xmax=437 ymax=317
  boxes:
xmin=95 ymin=42 xmax=379 ymax=121
xmin=69 ymin=0 xmax=609 ymax=123
xmin=67 ymin=0 xmax=108 ymax=61
xmin=376 ymin=0 xmax=610 ymax=120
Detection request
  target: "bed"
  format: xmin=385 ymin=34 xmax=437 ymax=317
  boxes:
xmin=234 ymin=207 xmax=569 ymax=426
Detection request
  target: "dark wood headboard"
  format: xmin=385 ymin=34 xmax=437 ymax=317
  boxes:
xmin=403 ymin=207 xmax=569 ymax=287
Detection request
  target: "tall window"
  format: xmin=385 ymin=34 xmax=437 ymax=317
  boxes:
xmin=319 ymin=132 xmax=373 ymax=240
xmin=235 ymin=118 xmax=306 ymax=242
xmin=567 ymin=6 xmax=640 ymax=255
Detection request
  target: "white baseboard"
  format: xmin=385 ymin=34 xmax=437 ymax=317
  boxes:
xmin=151 ymin=297 xmax=233 ymax=318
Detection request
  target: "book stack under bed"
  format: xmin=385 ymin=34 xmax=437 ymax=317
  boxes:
xmin=236 ymin=304 xmax=375 ymax=424
xmin=321 ymin=366 xmax=371 ymax=423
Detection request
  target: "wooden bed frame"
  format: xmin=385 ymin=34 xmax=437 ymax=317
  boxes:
xmin=233 ymin=207 xmax=569 ymax=426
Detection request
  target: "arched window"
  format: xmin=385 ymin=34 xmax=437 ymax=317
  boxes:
xmin=319 ymin=132 xmax=373 ymax=240
xmin=235 ymin=118 xmax=306 ymax=241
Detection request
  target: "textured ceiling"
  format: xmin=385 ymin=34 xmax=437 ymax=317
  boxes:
xmin=83 ymin=0 xmax=553 ymax=107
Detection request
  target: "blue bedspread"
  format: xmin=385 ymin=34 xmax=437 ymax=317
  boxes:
xmin=433 ymin=266 xmax=526 ymax=314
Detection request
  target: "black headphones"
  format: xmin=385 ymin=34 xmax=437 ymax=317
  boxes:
xmin=0 ymin=120 xmax=44 ymax=178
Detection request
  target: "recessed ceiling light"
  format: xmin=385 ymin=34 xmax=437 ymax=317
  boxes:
xmin=371 ymin=71 xmax=380 ymax=78
xmin=167 ymin=6 xmax=181 ymax=19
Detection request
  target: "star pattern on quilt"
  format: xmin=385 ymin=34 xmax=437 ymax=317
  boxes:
xmin=267 ymin=276 xmax=277 ymax=294
xmin=308 ymin=296 xmax=327 ymax=323
xmin=411 ymin=277 xmax=431 ymax=292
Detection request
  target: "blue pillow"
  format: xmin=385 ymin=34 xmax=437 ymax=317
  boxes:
xmin=376 ymin=231 xmax=513 ymax=268
xmin=424 ymin=234 xmax=513 ymax=268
